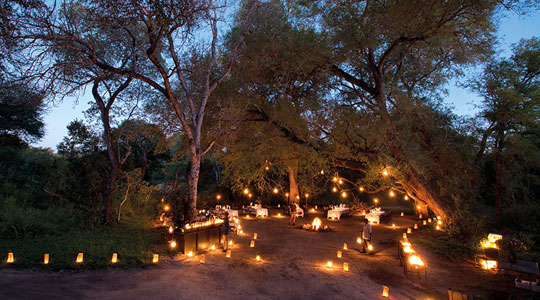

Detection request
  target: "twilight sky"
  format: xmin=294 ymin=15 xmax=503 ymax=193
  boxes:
xmin=33 ymin=8 xmax=540 ymax=150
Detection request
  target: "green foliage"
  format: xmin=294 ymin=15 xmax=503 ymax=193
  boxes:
xmin=0 ymin=217 xmax=163 ymax=270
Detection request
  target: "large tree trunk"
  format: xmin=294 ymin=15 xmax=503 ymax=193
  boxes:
xmin=186 ymin=153 xmax=201 ymax=221
xmin=100 ymin=108 xmax=120 ymax=224
xmin=494 ymin=128 xmax=505 ymax=216
xmin=288 ymin=163 xmax=299 ymax=205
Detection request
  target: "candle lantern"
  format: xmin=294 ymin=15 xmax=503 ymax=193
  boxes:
xmin=253 ymin=233 xmax=258 ymax=240
xmin=76 ymin=253 xmax=84 ymax=263
xmin=382 ymin=286 xmax=389 ymax=298
xmin=367 ymin=244 xmax=373 ymax=251
xmin=407 ymin=228 xmax=412 ymax=234
xmin=423 ymin=220 xmax=427 ymax=226
xmin=403 ymin=233 xmax=407 ymax=239
xmin=111 ymin=253 xmax=118 ymax=264
xmin=401 ymin=212 xmax=404 ymax=217
xmin=210 ymin=245 xmax=216 ymax=251
xmin=170 ymin=240 xmax=177 ymax=248
xmin=152 ymin=254 xmax=159 ymax=263
xmin=229 ymin=240 xmax=233 ymax=246
xmin=327 ymin=261 xmax=333 ymax=268
xmin=414 ymin=224 xmax=418 ymax=230
xmin=226 ymin=250 xmax=231 ymax=258
xmin=428 ymin=218 xmax=432 ymax=223
xmin=188 ymin=251 xmax=193 ymax=257
xmin=343 ymin=243 xmax=348 ymax=250
xmin=357 ymin=237 xmax=362 ymax=244
xmin=169 ymin=226 xmax=174 ymax=234
xmin=337 ymin=251 xmax=342 ymax=258
xmin=200 ymin=255 xmax=205 ymax=264
xmin=343 ymin=262 xmax=349 ymax=271
xmin=44 ymin=253 xmax=49 ymax=265
xmin=7 ymin=252 xmax=14 ymax=263
xmin=436 ymin=225 xmax=441 ymax=230
xmin=250 ymin=240 xmax=255 ymax=248
xmin=256 ymin=255 xmax=261 ymax=262
xmin=392 ymin=223 xmax=396 ymax=229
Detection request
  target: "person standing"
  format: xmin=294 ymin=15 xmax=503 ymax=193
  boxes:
xmin=360 ymin=219 xmax=372 ymax=253
xmin=288 ymin=202 xmax=297 ymax=225
xmin=223 ymin=212 xmax=230 ymax=251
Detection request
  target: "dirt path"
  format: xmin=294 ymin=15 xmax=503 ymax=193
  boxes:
xmin=0 ymin=210 xmax=507 ymax=300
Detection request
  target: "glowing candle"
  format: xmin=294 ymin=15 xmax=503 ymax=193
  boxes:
xmin=256 ymin=255 xmax=261 ymax=262
xmin=200 ymin=255 xmax=205 ymax=264
xmin=368 ymin=244 xmax=373 ymax=251
xmin=407 ymin=228 xmax=412 ymax=234
xmin=170 ymin=240 xmax=177 ymax=248
xmin=111 ymin=253 xmax=118 ymax=264
xmin=337 ymin=251 xmax=342 ymax=258
xmin=164 ymin=205 xmax=170 ymax=211
xmin=357 ymin=237 xmax=362 ymax=244
xmin=343 ymin=262 xmax=349 ymax=271
xmin=423 ymin=220 xmax=427 ymax=226
xmin=343 ymin=243 xmax=348 ymax=250
xmin=327 ymin=261 xmax=333 ymax=268
xmin=76 ymin=253 xmax=83 ymax=263
xmin=401 ymin=212 xmax=404 ymax=217
xmin=253 ymin=233 xmax=258 ymax=240
xmin=7 ymin=252 xmax=14 ymax=263
xmin=169 ymin=226 xmax=174 ymax=234
xmin=437 ymin=220 xmax=442 ymax=225
xmin=187 ymin=251 xmax=193 ymax=257
xmin=392 ymin=223 xmax=396 ymax=229
xmin=436 ymin=225 xmax=441 ymax=230
xmin=210 ymin=245 xmax=216 ymax=251
xmin=277 ymin=213 xmax=281 ymax=217
xmin=414 ymin=224 xmax=418 ymax=229
xmin=152 ymin=254 xmax=159 ymax=263
xmin=250 ymin=240 xmax=255 ymax=248
xmin=226 ymin=250 xmax=231 ymax=258
xmin=229 ymin=240 xmax=233 ymax=246
xmin=382 ymin=285 xmax=389 ymax=298
xmin=403 ymin=233 xmax=407 ymax=239
xmin=419 ymin=214 xmax=422 ymax=219
xmin=43 ymin=253 xmax=49 ymax=265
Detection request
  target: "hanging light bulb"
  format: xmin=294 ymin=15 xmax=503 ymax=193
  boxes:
xmin=332 ymin=186 xmax=338 ymax=193
xmin=359 ymin=187 xmax=364 ymax=192
xmin=273 ymin=188 xmax=278 ymax=194
xmin=389 ymin=190 xmax=395 ymax=197
xmin=382 ymin=169 xmax=389 ymax=176
xmin=341 ymin=191 xmax=347 ymax=198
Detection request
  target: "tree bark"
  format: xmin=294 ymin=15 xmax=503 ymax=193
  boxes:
xmin=186 ymin=153 xmax=201 ymax=221
xmin=288 ymin=162 xmax=299 ymax=205
xmin=494 ymin=127 xmax=505 ymax=216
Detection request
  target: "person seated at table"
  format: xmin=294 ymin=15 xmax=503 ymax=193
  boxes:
xmin=288 ymin=202 xmax=297 ymax=225
xmin=360 ymin=219 xmax=372 ymax=253
xmin=222 ymin=212 xmax=230 ymax=251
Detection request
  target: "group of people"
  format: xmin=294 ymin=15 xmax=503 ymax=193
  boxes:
xmin=221 ymin=204 xmax=374 ymax=253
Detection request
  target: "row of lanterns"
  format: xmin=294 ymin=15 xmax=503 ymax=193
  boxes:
xmin=4 ymin=252 xmax=160 ymax=265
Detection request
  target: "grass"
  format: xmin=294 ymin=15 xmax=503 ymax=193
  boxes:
xmin=0 ymin=216 xmax=167 ymax=271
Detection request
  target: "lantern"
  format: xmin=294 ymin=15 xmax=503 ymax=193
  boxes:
xmin=403 ymin=233 xmax=407 ymax=239
xmin=253 ymin=233 xmax=258 ymax=240
xmin=277 ymin=213 xmax=281 ymax=217
xmin=226 ymin=250 xmax=231 ymax=258
xmin=407 ymin=228 xmax=412 ymax=234
xmin=343 ymin=262 xmax=349 ymax=271
xmin=327 ymin=261 xmax=333 ymax=268
xmin=239 ymin=230 xmax=244 ymax=234
xmin=414 ymin=224 xmax=418 ymax=230
xmin=278 ymin=204 xmax=281 ymax=207
xmin=265 ymin=166 xmax=269 ymax=171
xmin=164 ymin=205 xmax=170 ymax=211
xmin=44 ymin=253 xmax=49 ymax=265
xmin=436 ymin=225 xmax=441 ymax=230
xmin=285 ymin=193 xmax=289 ymax=197
xmin=367 ymin=244 xmax=373 ymax=251
xmin=337 ymin=251 xmax=342 ymax=258
xmin=423 ymin=220 xmax=427 ymax=226
xmin=160 ymin=216 xmax=164 ymax=222
xmin=111 ymin=253 xmax=118 ymax=264
xmin=401 ymin=212 xmax=404 ymax=217
xmin=437 ymin=216 xmax=441 ymax=220
xmin=216 ymin=194 xmax=222 ymax=200
xmin=383 ymin=170 xmax=389 ymax=176
xmin=76 ymin=253 xmax=83 ymax=263
xmin=338 ymin=179 xmax=343 ymax=185
xmin=170 ymin=240 xmax=177 ymax=248
xmin=357 ymin=237 xmax=362 ymax=244
xmin=341 ymin=191 xmax=347 ymax=198
xmin=248 ymin=193 xmax=252 ymax=198
xmin=7 ymin=252 xmax=14 ymax=263
xmin=389 ymin=190 xmax=395 ymax=197
xmin=408 ymin=255 xmax=424 ymax=267
xmin=374 ymin=198 xmax=379 ymax=204
xmin=320 ymin=170 xmax=324 ymax=175
xmin=210 ymin=244 xmax=216 ymax=251
xmin=273 ymin=188 xmax=278 ymax=194
xmin=404 ymin=195 xmax=409 ymax=200
xmin=152 ymin=254 xmax=159 ymax=263
xmin=250 ymin=240 xmax=255 ymax=248
xmin=382 ymin=286 xmax=389 ymax=298
xmin=332 ymin=176 xmax=338 ymax=182
xmin=437 ymin=220 xmax=442 ymax=225
xmin=256 ymin=255 xmax=261 ymax=262
xmin=243 ymin=188 xmax=249 ymax=195
xmin=169 ymin=226 xmax=174 ymax=234
xmin=200 ymin=255 xmax=205 ymax=264
xmin=392 ymin=223 xmax=396 ymax=229
xmin=343 ymin=243 xmax=348 ymax=250
xmin=332 ymin=186 xmax=338 ymax=193
xmin=359 ymin=187 xmax=364 ymax=192
xmin=428 ymin=218 xmax=432 ymax=223
xmin=315 ymin=205 xmax=318 ymax=209
xmin=419 ymin=214 xmax=423 ymax=219
xmin=188 ymin=251 xmax=193 ymax=257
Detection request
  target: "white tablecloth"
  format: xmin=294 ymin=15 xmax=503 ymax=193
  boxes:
xmin=256 ymin=208 xmax=268 ymax=217
xmin=327 ymin=208 xmax=349 ymax=219
xmin=226 ymin=209 xmax=238 ymax=218
xmin=365 ymin=211 xmax=386 ymax=224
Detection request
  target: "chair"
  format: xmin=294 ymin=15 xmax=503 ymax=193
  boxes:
xmin=448 ymin=288 xmax=473 ymax=300
xmin=296 ymin=207 xmax=304 ymax=218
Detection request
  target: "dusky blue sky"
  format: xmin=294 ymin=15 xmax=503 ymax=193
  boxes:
xmin=33 ymin=8 xmax=540 ymax=150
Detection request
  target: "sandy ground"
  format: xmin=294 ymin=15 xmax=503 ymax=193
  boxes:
xmin=0 ymin=209 xmax=512 ymax=300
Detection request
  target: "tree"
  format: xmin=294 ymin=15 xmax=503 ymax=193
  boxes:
xmin=475 ymin=37 xmax=540 ymax=216
xmin=19 ymin=0 xmax=257 ymax=221
xmin=0 ymin=81 xmax=45 ymax=146
xmin=302 ymin=0 xmax=506 ymax=221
